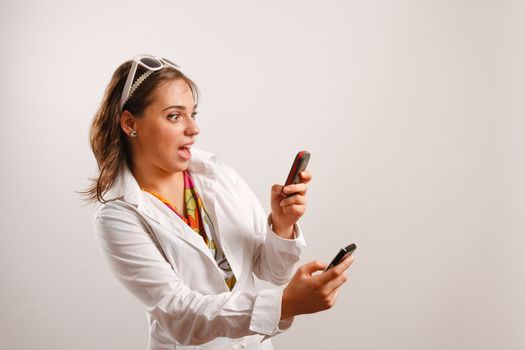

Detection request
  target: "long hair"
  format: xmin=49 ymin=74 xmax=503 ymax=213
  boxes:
xmin=81 ymin=58 xmax=199 ymax=203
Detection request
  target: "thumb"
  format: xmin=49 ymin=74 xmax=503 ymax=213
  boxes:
xmin=271 ymin=184 xmax=284 ymax=198
xmin=299 ymin=260 xmax=328 ymax=275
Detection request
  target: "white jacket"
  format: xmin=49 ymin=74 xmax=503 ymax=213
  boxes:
xmin=93 ymin=148 xmax=306 ymax=350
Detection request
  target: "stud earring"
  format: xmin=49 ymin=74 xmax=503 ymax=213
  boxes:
xmin=130 ymin=130 xmax=137 ymax=137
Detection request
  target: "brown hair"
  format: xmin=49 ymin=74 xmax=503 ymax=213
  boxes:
xmin=82 ymin=59 xmax=199 ymax=203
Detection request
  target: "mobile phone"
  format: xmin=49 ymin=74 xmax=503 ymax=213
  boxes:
xmin=324 ymin=243 xmax=357 ymax=272
xmin=284 ymin=151 xmax=311 ymax=191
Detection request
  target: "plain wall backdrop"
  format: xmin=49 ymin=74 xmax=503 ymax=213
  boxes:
xmin=1 ymin=0 xmax=523 ymax=349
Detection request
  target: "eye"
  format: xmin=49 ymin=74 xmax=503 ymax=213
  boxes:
xmin=167 ymin=113 xmax=181 ymax=122
xmin=191 ymin=111 xmax=198 ymax=120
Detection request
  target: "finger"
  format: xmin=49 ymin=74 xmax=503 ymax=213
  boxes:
xmin=283 ymin=183 xmax=307 ymax=196
xmin=326 ymin=287 xmax=341 ymax=308
xmin=299 ymin=170 xmax=312 ymax=183
xmin=318 ymin=281 xmax=344 ymax=310
xmin=324 ymin=271 xmax=349 ymax=291
xmin=316 ymin=255 xmax=354 ymax=284
xmin=282 ymin=204 xmax=306 ymax=216
xmin=332 ymin=255 xmax=354 ymax=276
xmin=280 ymin=194 xmax=306 ymax=207
xmin=315 ymin=271 xmax=346 ymax=294
xmin=299 ymin=260 xmax=328 ymax=275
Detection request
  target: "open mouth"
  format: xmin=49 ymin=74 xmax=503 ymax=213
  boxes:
xmin=177 ymin=146 xmax=191 ymax=160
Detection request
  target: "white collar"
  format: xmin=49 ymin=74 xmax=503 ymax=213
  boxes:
xmin=102 ymin=147 xmax=218 ymax=207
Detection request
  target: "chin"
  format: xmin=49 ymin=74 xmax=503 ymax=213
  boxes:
xmin=167 ymin=161 xmax=190 ymax=173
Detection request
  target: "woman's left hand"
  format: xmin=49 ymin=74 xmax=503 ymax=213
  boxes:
xmin=270 ymin=170 xmax=312 ymax=239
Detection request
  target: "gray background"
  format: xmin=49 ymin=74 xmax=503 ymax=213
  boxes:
xmin=1 ymin=0 xmax=524 ymax=349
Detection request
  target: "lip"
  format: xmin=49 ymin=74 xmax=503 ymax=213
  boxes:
xmin=179 ymin=141 xmax=195 ymax=148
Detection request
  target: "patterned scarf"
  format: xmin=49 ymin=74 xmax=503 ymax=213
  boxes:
xmin=142 ymin=171 xmax=237 ymax=290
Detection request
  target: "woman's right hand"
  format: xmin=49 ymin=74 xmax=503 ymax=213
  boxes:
xmin=280 ymin=256 xmax=354 ymax=320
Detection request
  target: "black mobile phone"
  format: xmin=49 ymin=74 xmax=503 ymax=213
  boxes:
xmin=284 ymin=151 xmax=311 ymax=192
xmin=324 ymin=243 xmax=357 ymax=272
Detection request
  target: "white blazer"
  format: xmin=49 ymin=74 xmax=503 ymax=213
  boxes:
xmin=94 ymin=148 xmax=306 ymax=350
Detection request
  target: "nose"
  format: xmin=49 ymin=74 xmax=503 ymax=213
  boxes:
xmin=184 ymin=115 xmax=200 ymax=136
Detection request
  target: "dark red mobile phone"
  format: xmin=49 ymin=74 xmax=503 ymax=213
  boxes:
xmin=324 ymin=243 xmax=357 ymax=272
xmin=284 ymin=151 xmax=311 ymax=189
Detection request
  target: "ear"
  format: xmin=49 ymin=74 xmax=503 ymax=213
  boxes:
xmin=120 ymin=110 xmax=137 ymax=137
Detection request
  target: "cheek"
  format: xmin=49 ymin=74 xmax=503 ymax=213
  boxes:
xmin=150 ymin=124 xmax=183 ymax=152
xmin=157 ymin=124 xmax=179 ymax=140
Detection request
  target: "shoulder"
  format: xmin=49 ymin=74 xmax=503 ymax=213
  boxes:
xmin=190 ymin=148 xmax=245 ymax=186
xmin=214 ymin=159 xmax=250 ymax=194
xmin=92 ymin=199 xmax=151 ymax=245
xmin=94 ymin=198 xmax=141 ymax=224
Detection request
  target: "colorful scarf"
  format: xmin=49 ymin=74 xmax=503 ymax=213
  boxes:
xmin=142 ymin=171 xmax=236 ymax=290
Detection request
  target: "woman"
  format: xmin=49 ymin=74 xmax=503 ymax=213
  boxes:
xmin=86 ymin=55 xmax=354 ymax=350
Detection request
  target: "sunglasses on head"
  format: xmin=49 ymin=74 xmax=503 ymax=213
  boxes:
xmin=120 ymin=55 xmax=181 ymax=110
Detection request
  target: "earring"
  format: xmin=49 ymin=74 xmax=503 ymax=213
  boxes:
xmin=130 ymin=130 xmax=137 ymax=137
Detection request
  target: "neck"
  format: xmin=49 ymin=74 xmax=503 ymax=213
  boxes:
xmin=131 ymin=163 xmax=184 ymax=196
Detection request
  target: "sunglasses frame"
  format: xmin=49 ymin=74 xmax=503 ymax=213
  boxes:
xmin=120 ymin=55 xmax=181 ymax=110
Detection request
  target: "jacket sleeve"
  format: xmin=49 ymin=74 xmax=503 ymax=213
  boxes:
xmin=223 ymin=165 xmax=306 ymax=285
xmin=93 ymin=201 xmax=292 ymax=346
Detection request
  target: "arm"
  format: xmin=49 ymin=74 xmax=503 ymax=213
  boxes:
xmin=221 ymin=167 xmax=355 ymax=323
xmin=222 ymin=165 xmax=306 ymax=285
xmin=94 ymin=201 xmax=289 ymax=345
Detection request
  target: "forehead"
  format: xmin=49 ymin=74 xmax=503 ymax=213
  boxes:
xmin=151 ymin=78 xmax=195 ymax=108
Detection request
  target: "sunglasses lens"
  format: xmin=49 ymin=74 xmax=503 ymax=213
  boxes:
xmin=140 ymin=57 xmax=162 ymax=69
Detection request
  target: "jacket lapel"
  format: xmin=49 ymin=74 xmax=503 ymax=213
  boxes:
xmin=104 ymin=149 xmax=241 ymax=283
xmin=191 ymin=171 xmax=242 ymax=284
xmin=188 ymin=156 xmax=242 ymax=285
xmin=140 ymin=192 xmax=217 ymax=263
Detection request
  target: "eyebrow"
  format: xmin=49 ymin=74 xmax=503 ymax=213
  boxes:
xmin=162 ymin=104 xmax=198 ymax=112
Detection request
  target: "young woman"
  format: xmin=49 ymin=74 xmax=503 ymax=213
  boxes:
xmin=86 ymin=55 xmax=354 ymax=350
